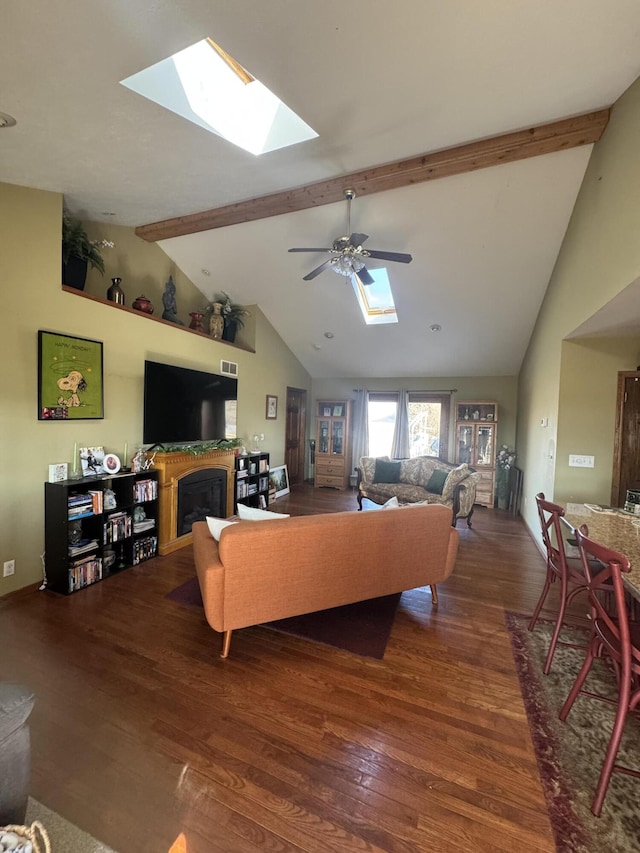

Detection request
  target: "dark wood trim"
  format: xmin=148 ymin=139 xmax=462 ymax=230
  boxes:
xmin=135 ymin=110 xmax=610 ymax=242
xmin=611 ymin=371 xmax=640 ymax=505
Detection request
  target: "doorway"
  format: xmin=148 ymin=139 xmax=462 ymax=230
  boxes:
xmin=285 ymin=387 xmax=307 ymax=486
xmin=611 ymin=371 xmax=640 ymax=506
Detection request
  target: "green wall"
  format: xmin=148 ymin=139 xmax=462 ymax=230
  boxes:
xmin=0 ymin=182 xmax=311 ymax=595
xmin=518 ymin=74 xmax=640 ymax=535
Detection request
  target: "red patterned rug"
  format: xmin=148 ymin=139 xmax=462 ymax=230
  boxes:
xmin=506 ymin=612 xmax=640 ymax=852
xmin=166 ymin=576 xmax=400 ymax=659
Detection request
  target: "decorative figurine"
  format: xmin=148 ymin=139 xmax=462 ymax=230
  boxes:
xmin=161 ymin=275 xmax=184 ymax=324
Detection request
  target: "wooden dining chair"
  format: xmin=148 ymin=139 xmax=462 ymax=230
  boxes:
xmin=559 ymin=524 xmax=640 ymax=816
xmin=528 ymin=493 xmax=594 ymax=674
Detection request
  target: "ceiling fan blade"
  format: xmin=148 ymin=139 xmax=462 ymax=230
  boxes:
xmin=349 ymin=233 xmax=369 ymax=247
xmin=357 ymin=266 xmax=375 ymax=285
xmin=302 ymin=259 xmax=334 ymax=281
xmin=365 ymin=249 xmax=413 ymax=264
xmin=288 ymin=247 xmax=333 ymax=253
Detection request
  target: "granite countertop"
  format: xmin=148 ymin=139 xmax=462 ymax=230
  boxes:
xmin=563 ymin=504 xmax=640 ymax=602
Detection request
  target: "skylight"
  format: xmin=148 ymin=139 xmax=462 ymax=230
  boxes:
xmin=351 ymin=268 xmax=398 ymax=325
xmin=120 ymin=38 xmax=318 ymax=156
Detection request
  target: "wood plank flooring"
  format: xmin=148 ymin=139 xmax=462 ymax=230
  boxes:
xmin=0 ymin=487 xmax=564 ymax=853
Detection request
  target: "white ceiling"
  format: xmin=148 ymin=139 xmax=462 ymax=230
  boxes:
xmin=4 ymin=1 xmax=640 ymax=377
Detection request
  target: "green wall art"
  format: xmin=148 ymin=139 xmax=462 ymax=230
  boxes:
xmin=38 ymin=330 xmax=104 ymax=420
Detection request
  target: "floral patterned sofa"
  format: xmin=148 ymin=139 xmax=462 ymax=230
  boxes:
xmin=356 ymin=455 xmax=479 ymax=527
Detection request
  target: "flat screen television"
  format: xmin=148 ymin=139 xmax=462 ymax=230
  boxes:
xmin=143 ymin=360 xmax=237 ymax=445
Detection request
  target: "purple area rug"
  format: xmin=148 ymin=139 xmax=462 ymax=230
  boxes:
xmin=506 ymin=612 xmax=640 ymax=852
xmin=166 ymin=576 xmax=400 ymax=659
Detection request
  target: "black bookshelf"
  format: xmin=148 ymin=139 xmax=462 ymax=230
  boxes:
xmin=234 ymin=452 xmax=270 ymax=512
xmin=44 ymin=470 xmax=159 ymax=594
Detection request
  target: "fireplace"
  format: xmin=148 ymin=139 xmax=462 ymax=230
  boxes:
xmin=151 ymin=449 xmax=237 ymax=556
xmin=177 ymin=469 xmax=227 ymax=536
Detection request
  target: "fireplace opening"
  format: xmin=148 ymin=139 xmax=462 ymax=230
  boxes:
xmin=177 ymin=468 xmax=227 ymax=536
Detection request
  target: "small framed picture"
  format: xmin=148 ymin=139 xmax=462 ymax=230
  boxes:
xmin=103 ymin=453 xmax=122 ymax=474
xmin=323 ymin=407 xmax=331 ymax=417
xmin=266 ymin=394 xmax=278 ymax=420
xmin=268 ymin=464 xmax=290 ymax=498
xmin=333 ymin=405 xmax=343 ymax=417
xmin=48 ymin=462 xmax=68 ymax=483
xmin=80 ymin=446 xmax=105 ymax=476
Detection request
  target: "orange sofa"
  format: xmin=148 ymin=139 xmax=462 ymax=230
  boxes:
xmin=192 ymin=503 xmax=459 ymax=658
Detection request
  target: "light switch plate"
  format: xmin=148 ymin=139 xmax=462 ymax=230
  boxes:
xmin=569 ymin=454 xmax=594 ymax=468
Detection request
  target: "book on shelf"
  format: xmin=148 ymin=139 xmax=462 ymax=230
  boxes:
xmin=133 ymin=519 xmax=155 ymax=533
xmin=68 ymin=539 xmax=99 ymax=557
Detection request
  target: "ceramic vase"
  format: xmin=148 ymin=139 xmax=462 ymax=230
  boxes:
xmin=189 ymin=312 xmax=206 ymax=333
xmin=107 ymin=276 xmax=125 ymax=305
xmin=209 ymin=303 xmax=224 ymax=339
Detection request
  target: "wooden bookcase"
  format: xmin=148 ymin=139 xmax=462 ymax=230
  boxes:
xmin=314 ymin=400 xmax=353 ymax=489
xmin=454 ymin=401 xmax=498 ymax=507
xmin=235 ymin=452 xmax=270 ymax=511
xmin=44 ymin=470 xmax=159 ymax=594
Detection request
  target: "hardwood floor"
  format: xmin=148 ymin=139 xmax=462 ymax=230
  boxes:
xmin=1 ymin=486 xmax=563 ymax=853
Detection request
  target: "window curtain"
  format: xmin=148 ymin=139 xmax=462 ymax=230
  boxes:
xmin=391 ymin=388 xmax=410 ymax=459
xmin=351 ymin=388 xmax=370 ymax=466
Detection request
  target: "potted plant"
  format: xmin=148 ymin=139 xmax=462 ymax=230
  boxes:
xmin=205 ymin=291 xmax=250 ymax=342
xmin=62 ymin=212 xmax=114 ymax=290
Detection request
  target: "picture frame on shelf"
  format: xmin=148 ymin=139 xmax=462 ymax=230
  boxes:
xmin=266 ymin=394 xmax=278 ymax=419
xmin=80 ymin=446 xmax=105 ymax=476
xmin=38 ymin=330 xmax=104 ymax=420
xmin=332 ymin=405 xmax=343 ymax=417
xmin=103 ymin=453 xmax=121 ymax=474
xmin=48 ymin=462 xmax=68 ymax=483
xmin=323 ymin=407 xmax=331 ymax=416
xmin=268 ymin=464 xmax=290 ymax=498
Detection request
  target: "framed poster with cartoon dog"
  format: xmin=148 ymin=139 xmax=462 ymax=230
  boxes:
xmin=38 ymin=330 xmax=104 ymax=420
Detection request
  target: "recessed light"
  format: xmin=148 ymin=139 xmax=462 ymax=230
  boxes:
xmin=313 ymin=344 xmax=322 ymax=350
xmin=324 ymin=332 xmax=334 ymax=339
xmin=430 ymin=324 xmax=442 ymax=332
xmin=201 ymin=269 xmax=211 ymax=276
xmin=0 ymin=112 xmax=17 ymax=128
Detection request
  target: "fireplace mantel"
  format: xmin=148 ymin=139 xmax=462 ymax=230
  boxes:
xmin=151 ymin=449 xmax=236 ymax=555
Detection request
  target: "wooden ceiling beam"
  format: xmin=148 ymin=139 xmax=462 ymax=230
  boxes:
xmin=136 ymin=109 xmax=610 ymax=242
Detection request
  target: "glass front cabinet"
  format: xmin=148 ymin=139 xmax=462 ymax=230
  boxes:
xmin=315 ymin=400 xmax=352 ymax=489
xmin=455 ymin=401 xmax=498 ymax=507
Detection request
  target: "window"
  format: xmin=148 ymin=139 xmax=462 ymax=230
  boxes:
xmin=351 ymin=268 xmax=398 ymax=325
xmin=120 ymin=38 xmax=318 ymax=156
xmin=367 ymin=393 xmax=450 ymax=459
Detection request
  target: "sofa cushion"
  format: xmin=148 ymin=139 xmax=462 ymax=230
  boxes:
xmin=399 ymin=456 xmax=438 ymax=486
xmin=381 ymin=496 xmax=400 ymax=509
xmin=441 ymin=463 xmax=470 ymax=502
xmin=236 ymin=504 xmax=290 ymax=521
xmin=373 ymin=459 xmax=401 ymax=484
xmin=206 ymin=516 xmax=237 ymax=541
xmin=426 ymin=468 xmax=449 ymax=495
xmin=361 ymin=456 xmax=389 ymax=483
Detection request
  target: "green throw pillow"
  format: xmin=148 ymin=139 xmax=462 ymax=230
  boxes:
xmin=373 ymin=459 xmax=401 ymax=484
xmin=426 ymin=468 xmax=448 ymax=495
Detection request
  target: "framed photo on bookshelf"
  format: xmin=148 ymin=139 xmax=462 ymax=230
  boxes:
xmin=269 ymin=465 xmax=290 ymax=498
xmin=332 ymin=405 xmax=343 ymax=417
xmin=266 ymin=394 xmax=278 ymax=419
xmin=38 ymin=330 xmax=104 ymax=420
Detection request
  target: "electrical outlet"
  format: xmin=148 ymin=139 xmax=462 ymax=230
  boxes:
xmin=3 ymin=559 xmax=15 ymax=577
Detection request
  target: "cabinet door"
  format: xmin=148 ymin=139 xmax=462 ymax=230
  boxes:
xmin=331 ymin=419 xmax=345 ymax=455
xmin=318 ymin=419 xmax=330 ymax=454
xmin=457 ymin=425 xmax=474 ymax=464
xmin=475 ymin=425 xmax=495 ymax=466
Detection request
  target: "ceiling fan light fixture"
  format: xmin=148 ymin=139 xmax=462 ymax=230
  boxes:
xmin=332 ymin=253 xmax=365 ymax=277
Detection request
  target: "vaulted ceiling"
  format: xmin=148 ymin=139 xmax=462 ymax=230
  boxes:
xmin=4 ymin=1 xmax=640 ymax=377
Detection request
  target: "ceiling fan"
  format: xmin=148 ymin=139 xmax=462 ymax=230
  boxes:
xmin=288 ymin=189 xmax=413 ymax=284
